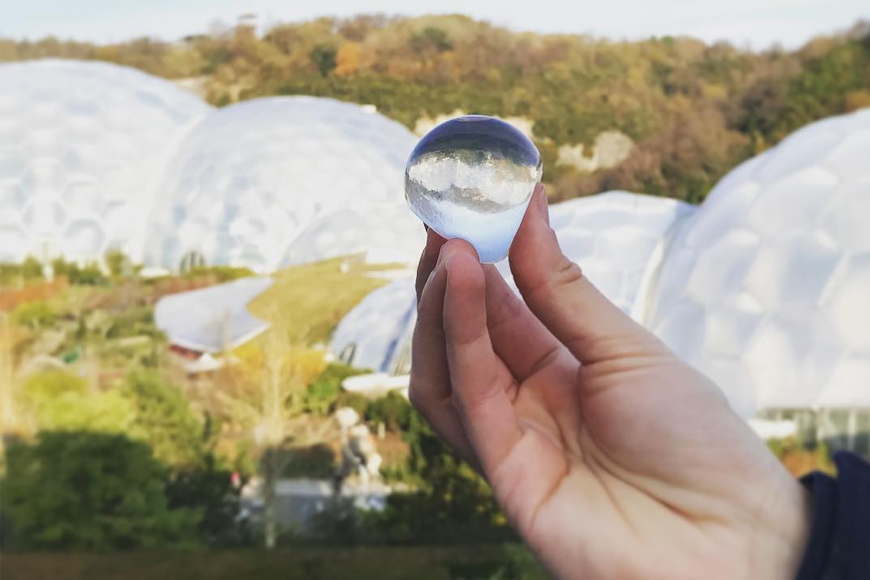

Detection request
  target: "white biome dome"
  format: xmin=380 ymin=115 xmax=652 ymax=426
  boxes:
xmin=280 ymin=202 xmax=424 ymax=268
xmin=0 ymin=59 xmax=211 ymax=263
xmin=644 ymin=108 xmax=870 ymax=416
xmin=331 ymin=277 xmax=418 ymax=374
xmin=144 ymin=96 xmax=421 ymax=272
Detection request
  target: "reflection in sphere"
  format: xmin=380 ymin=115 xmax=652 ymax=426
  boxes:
xmin=405 ymin=116 xmax=542 ymax=262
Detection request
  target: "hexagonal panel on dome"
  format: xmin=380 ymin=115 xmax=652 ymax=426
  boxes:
xmin=646 ymin=108 xmax=870 ymax=415
xmin=144 ymin=96 xmax=419 ymax=272
xmin=0 ymin=59 xmax=211 ymax=264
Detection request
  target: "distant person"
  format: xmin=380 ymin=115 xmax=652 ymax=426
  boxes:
xmin=410 ymin=185 xmax=869 ymax=580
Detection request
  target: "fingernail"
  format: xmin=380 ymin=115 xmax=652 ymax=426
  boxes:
xmin=536 ymin=184 xmax=549 ymax=226
xmin=435 ymin=244 xmax=449 ymax=270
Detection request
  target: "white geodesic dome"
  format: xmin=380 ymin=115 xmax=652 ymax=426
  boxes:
xmin=0 ymin=59 xmax=211 ymax=263
xmin=331 ymin=277 xmax=418 ymax=374
xmin=143 ymin=96 xmax=422 ymax=272
xmin=280 ymin=202 xmax=424 ymax=267
xmin=644 ymin=108 xmax=870 ymax=415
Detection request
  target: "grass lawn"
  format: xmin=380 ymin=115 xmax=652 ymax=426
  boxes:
xmin=0 ymin=545 xmax=537 ymax=580
xmin=247 ymin=255 xmax=405 ymax=345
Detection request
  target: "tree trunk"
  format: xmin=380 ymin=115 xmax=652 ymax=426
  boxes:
xmin=263 ymin=448 xmax=277 ymax=550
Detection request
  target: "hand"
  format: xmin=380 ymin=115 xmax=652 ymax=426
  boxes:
xmin=410 ymin=185 xmax=810 ymax=580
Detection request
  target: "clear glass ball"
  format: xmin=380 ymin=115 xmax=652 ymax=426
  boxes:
xmin=404 ymin=115 xmax=543 ymax=263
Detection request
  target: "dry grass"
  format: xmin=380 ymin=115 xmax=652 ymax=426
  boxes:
xmin=247 ymin=255 xmax=405 ymax=345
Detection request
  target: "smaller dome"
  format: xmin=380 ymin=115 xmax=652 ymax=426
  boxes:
xmin=330 ymin=278 xmax=417 ymax=374
xmin=144 ymin=96 xmax=418 ymax=272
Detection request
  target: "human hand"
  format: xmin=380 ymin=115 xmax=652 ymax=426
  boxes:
xmin=410 ymin=185 xmax=810 ymax=580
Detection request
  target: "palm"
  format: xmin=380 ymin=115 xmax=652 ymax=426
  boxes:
xmin=410 ymin=190 xmax=808 ymax=580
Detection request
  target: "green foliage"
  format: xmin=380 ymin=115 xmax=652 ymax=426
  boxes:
xmin=280 ymin=444 xmax=336 ymax=478
xmin=305 ymin=362 xmax=368 ymax=414
xmin=165 ymin=455 xmax=248 ymax=547
xmin=122 ymin=370 xmax=210 ymax=469
xmin=104 ymin=248 xmax=132 ymax=277
xmin=364 ymin=390 xmax=413 ymax=432
xmin=21 ymin=256 xmax=44 ymax=279
xmin=10 ymin=300 xmax=56 ymax=330
xmin=359 ymin=403 xmax=510 ymax=544
xmin=334 ymin=391 xmax=369 ymax=416
xmin=0 ymin=431 xmax=201 ymax=550
xmin=22 ymin=370 xmax=136 ymax=433
xmin=310 ymin=44 xmax=337 ymax=77
xmin=184 ymin=265 xmax=256 ymax=282
xmin=104 ymin=306 xmax=162 ymax=339
xmin=51 ymin=258 xmax=108 ymax=286
xmin=0 ymin=257 xmax=43 ymax=285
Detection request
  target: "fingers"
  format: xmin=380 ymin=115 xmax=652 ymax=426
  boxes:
xmin=409 ymin=242 xmax=478 ymax=467
xmin=442 ymin=241 xmax=523 ymax=474
xmin=509 ymin=187 xmax=668 ymax=365
xmin=415 ymin=228 xmax=446 ymax=303
xmin=482 ymin=265 xmax=567 ymax=382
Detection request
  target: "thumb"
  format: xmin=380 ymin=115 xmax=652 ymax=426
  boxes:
xmin=509 ymin=186 xmax=669 ymax=365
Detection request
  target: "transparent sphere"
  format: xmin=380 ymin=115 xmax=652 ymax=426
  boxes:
xmin=405 ymin=115 xmax=543 ymax=262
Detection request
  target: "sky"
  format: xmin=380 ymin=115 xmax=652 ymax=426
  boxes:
xmin=1 ymin=0 xmax=868 ymax=50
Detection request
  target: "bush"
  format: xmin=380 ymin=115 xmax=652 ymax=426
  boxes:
xmin=0 ymin=431 xmax=200 ymax=551
xmin=280 ymin=444 xmax=336 ymax=478
xmin=305 ymin=362 xmax=368 ymax=415
xmin=165 ymin=455 xmax=248 ymax=548
xmin=123 ymin=370 xmax=211 ymax=469
xmin=10 ymin=300 xmax=56 ymax=330
xmin=22 ymin=370 xmax=136 ymax=434
xmin=365 ymin=391 xmax=412 ymax=432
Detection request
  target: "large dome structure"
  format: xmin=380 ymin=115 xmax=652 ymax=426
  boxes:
xmin=143 ymin=96 xmax=423 ymax=272
xmin=644 ymin=108 xmax=870 ymax=417
xmin=0 ymin=59 xmax=211 ymax=263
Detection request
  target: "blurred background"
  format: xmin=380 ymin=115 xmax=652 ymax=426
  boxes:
xmin=1 ymin=1 xmax=869 ymax=579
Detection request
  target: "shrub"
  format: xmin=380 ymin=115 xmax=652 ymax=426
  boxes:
xmin=10 ymin=300 xmax=56 ymax=330
xmin=0 ymin=431 xmax=200 ymax=550
xmin=365 ymin=391 xmax=412 ymax=432
xmin=22 ymin=370 xmax=136 ymax=433
xmin=305 ymin=362 xmax=368 ymax=415
xmin=122 ymin=370 xmax=211 ymax=469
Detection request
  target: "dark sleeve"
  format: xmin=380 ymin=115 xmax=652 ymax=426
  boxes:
xmin=795 ymin=451 xmax=870 ymax=580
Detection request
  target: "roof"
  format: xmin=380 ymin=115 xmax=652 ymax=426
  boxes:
xmin=154 ymin=277 xmax=274 ymax=353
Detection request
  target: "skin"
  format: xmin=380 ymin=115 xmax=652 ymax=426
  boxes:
xmin=410 ymin=185 xmax=810 ymax=580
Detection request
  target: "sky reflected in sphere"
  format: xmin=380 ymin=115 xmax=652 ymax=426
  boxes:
xmin=405 ymin=115 xmax=542 ymax=262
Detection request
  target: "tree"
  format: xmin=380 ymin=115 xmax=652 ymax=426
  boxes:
xmin=0 ymin=431 xmax=200 ymax=550
xmin=123 ymin=370 xmax=212 ymax=469
xmin=21 ymin=370 xmax=136 ymax=434
xmin=218 ymin=331 xmax=328 ymax=548
xmin=310 ymin=44 xmax=337 ymax=77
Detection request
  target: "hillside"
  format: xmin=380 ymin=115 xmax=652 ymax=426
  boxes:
xmin=2 ymin=15 xmax=868 ymax=203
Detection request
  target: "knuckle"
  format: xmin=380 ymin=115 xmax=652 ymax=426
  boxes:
xmin=552 ymin=255 xmax=583 ymax=288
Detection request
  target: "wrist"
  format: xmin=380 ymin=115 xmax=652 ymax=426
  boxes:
xmin=755 ymin=477 xmax=812 ymax=580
